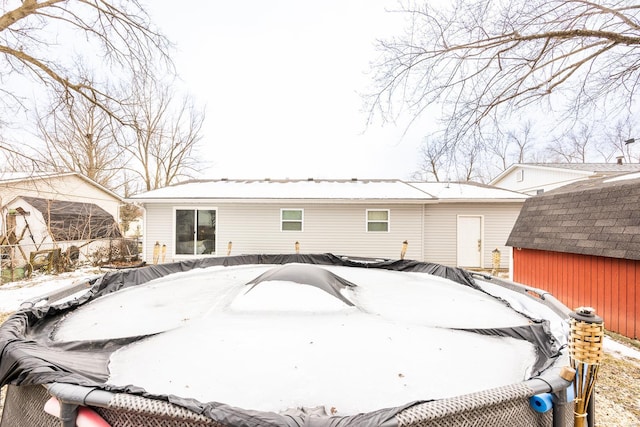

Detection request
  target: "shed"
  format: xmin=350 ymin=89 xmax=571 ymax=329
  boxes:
xmin=130 ymin=179 xmax=528 ymax=270
xmin=506 ymin=172 xmax=640 ymax=339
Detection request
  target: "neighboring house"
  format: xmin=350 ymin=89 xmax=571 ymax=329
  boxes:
xmin=506 ymin=172 xmax=640 ymax=339
xmin=489 ymin=162 xmax=640 ymax=195
xmin=0 ymin=172 xmax=124 ymax=231
xmin=129 ymin=179 xmax=528 ymax=270
xmin=0 ymin=173 xmax=126 ymax=272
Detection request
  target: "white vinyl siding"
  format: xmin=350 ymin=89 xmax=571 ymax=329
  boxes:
xmin=423 ymin=203 xmax=522 ymax=269
xmin=143 ymin=204 xmax=173 ymax=261
xmin=495 ymin=167 xmax=590 ymax=194
xmin=142 ymin=201 xmax=523 ymax=267
xmin=142 ymin=203 xmax=424 ymax=262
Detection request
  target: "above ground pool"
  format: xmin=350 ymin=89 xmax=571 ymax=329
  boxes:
xmin=0 ymin=254 xmax=577 ymax=427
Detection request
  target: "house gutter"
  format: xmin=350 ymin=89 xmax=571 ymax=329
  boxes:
xmin=431 ymin=198 xmax=527 ymax=203
xmin=128 ymin=197 xmax=435 ymax=205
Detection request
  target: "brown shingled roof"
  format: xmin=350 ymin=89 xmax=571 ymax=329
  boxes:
xmin=506 ymin=173 xmax=640 ymax=260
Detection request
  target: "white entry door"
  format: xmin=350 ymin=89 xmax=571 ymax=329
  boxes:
xmin=457 ymin=216 xmax=482 ymax=268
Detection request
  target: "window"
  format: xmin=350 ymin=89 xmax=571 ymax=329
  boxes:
xmin=281 ymin=209 xmax=303 ymax=231
xmin=367 ymin=209 xmax=389 ymax=232
xmin=175 ymin=208 xmax=216 ymax=255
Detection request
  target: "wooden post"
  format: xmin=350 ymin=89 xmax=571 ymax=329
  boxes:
xmin=400 ymin=240 xmax=408 ymax=260
xmin=227 ymin=241 xmax=232 ymax=256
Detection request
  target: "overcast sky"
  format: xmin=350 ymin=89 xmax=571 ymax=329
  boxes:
xmin=147 ymin=1 xmax=434 ymax=180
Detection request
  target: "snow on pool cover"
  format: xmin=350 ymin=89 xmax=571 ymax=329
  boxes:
xmin=50 ymin=262 xmax=550 ymax=416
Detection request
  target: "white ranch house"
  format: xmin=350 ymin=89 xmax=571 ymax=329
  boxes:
xmin=130 ymin=179 xmax=528 ymax=270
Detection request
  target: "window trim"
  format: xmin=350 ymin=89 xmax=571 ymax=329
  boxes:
xmin=173 ymin=206 xmax=218 ymax=257
xmin=281 ymin=208 xmax=304 ymax=232
xmin=366 ymin=209 xmax=390 ymax=232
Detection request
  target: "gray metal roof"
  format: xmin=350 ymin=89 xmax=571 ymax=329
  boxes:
xmin=130 ymin=179 xmax=528 ymax=202
xmin=506 ymin=173 xmax=640 ymax=260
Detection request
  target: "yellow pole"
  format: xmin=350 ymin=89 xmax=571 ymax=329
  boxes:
xmin=227 ymin=241 xmax=232 ymax=256
xmin=295 ymin=241 xmax=300 ymax=254
xmin=161 ymin=244 xmax=166 ymax=263
xmin=400 ymin=240 xmax=408 ymax=259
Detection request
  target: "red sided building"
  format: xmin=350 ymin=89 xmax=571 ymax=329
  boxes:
xmin=507 ymin=174 xmax=640 ymax=339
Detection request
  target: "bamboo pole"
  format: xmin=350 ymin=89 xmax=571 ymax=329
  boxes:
xmin=400 ymin=240 xmax=408 ymax=259
xmin=152 ymin=241 xmax=160 ymax=265
xmin=569 ymin=307 xmax=604 ymax=427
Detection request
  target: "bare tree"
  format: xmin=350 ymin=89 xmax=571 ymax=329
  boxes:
xmin=545 ymin=123 xmax=595 ymax=163
xmin=482 ymin=120 xmax=536 ymax=176
xmin=454 ymin=136 xmax=484 ymax=182
xmin=508 ymin=121 xmax=536 ymax=164
xmin=119 ymin=74 xmax=206 ymax=192
xmin=0 ymin=0 xmax=171 ymax=122
xmin=367 ymin=0 xmax=640 ymax=144
xmin=599 ymin=115 xmax=640 ymax=163
xmin=33 ymin=84 xmax=125 ymax=190
xmin=485 ymin=131 xmax=511 ymax=173
xmin=412 ymin=136 xmax=450 ymax=181
xmin=413 ymin=133 xmax=490 ymax=182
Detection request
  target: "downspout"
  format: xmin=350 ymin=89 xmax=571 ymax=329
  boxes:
xmin=141 ymin=205 xmax=147 ymax=263
xmin=421 ymin=204 xmax=425 ymax=262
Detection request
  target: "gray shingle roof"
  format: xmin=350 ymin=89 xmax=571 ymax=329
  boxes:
xmin=506 ymin=174 xmax=640 ymax=260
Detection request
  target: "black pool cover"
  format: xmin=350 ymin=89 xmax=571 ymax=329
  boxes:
xmin=0 ymin=253 xmax=563 ymax=427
